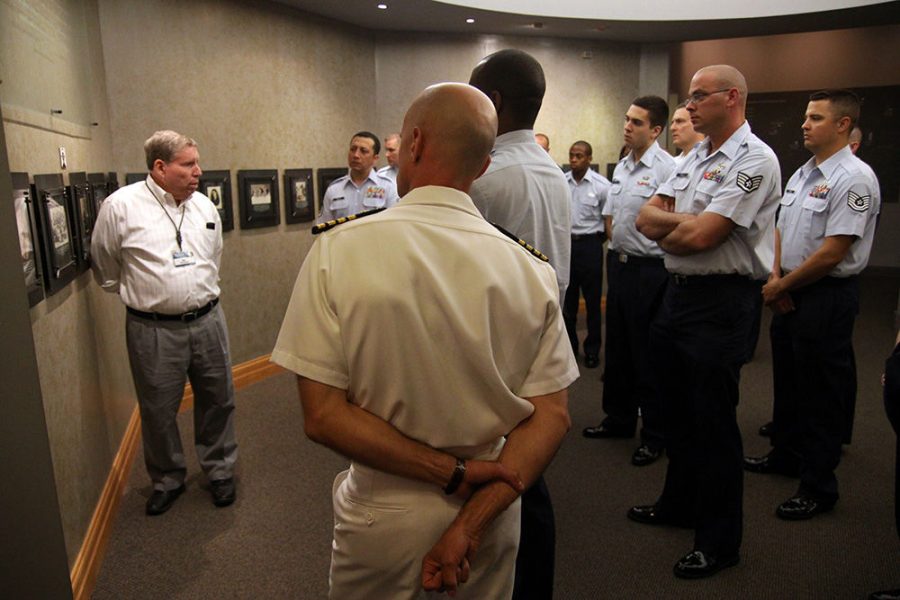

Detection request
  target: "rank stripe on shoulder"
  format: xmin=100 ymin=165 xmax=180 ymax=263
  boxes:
xmin=491 ymin=222 xmax=549 ymax=262
xmin=311 ymin=207 xmax=386 ymax=234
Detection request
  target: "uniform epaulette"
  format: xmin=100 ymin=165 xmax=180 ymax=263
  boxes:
xmin=312 ymin=208 xmax=386 ymax=234
xmin=491 ymin=223 xmax=549 ymax=262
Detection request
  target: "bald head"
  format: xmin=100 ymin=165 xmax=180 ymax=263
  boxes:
xmin=469 ymin=49 xmax=545 ymax=133
xmin=396 ymin=83 xmax=498 ymax=196
xmin=694 ymin=65 xmax=748 ymax=108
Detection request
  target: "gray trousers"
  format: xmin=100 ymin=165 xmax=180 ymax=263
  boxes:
xmin=126 ymin=304 xmax=238 ymax=491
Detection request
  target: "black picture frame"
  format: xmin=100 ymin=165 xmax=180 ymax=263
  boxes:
xmin=68 ymin=172 xmax=94 ymax=271
xmin=88 ymin=172 xmax=109 ymax=218
xmin=237 ymin=169 xmax=279 ymax=229
xmin=316 ymin=167 xmax=346 ymax=212
xmin=10 ymin=172 xmax=45 ymax=306
xmin=125 ymin=172 xmax=145 ymax=185
xmin=199 ymin=170 xmax=234 ymax=232
xmin=106 ymin=172 xmax=119 ymax=195
xmin=33 ymin=173 xmax=78 ymax=295
xmin=283 ymin=169 xmax=314 ymax=223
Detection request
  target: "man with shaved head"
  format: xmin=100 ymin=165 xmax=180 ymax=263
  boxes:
xmin=633 ymin=65 xmax=781 ymax=578
xmin=272 ymin=82 xmax=577 ymax=599
xmin=469 ymin=48 xmax=572 ymax=600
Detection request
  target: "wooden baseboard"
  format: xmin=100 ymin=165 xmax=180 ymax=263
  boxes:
xmin=70 ymin=354 xmax=284 ymax=600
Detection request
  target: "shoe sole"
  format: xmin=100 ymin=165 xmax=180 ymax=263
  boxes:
xmin=673 ymin=555 xmax=740 ymax=579
xmin=775 ymin=505 xmax=834 ymax=521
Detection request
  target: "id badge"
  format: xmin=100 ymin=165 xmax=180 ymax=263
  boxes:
xmin=173 ymin=250 xmax=195 ymax=267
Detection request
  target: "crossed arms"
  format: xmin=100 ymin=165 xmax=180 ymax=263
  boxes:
xmin=296 ymin=376 xmax=571 ymax=595
xmin=635 ymin=194 xmax=735 ymax=255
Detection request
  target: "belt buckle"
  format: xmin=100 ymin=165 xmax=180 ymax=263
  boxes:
xmin=181 ymin=309 xmax=199 ymax=322
xmin=618 ymin=252 xmax=628 ymax=264
xmin=673 ymin=274 xmax=688 ymax=285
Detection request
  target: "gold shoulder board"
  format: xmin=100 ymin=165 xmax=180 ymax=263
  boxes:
xmin=312 ymin=207 xmax=386 ymax=235
xmin=490 ymin=222 xmax=549 ymax=262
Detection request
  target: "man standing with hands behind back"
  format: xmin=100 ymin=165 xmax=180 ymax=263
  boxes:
xmin=91 ymin=130 xmax=238 ymax=515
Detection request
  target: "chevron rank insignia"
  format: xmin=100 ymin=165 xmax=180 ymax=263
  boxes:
xmin=491 ymin=223 xmax=549 ymax=262
xmin=847 ymin=190 xmax=871 ymax=212
xmin=312 ymin=208 xmax=386 ymax=234
xmin=736 ymin=171 xmax=763 ymax=193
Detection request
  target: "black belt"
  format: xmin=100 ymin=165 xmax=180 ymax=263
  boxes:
xmin=571 ymin=232 xmax=604 ymax=241
xmin=669 ymin=273 xmax=749 ymax=287
xmin=127 ymin=298 xmax=219 ymax=322
xmin=609 ymin=249 xmax=663 ymax=266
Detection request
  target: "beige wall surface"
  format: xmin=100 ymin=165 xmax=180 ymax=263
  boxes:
xmin=674 ymin=24 xmax=900 ymax=269
xmin=375 ymin=32 xmax=642 ymax=169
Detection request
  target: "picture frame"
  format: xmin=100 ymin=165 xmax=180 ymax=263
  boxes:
xmin=125 ymin=172 xmax=145 ymax=185
xmin=199 ymin=170 xmax=234 ymax=232
xmin=106 ymin=172 xmax=119 ymax=195
xmin=10 ymin=172 xmax=45 ymax=306
xmin=33 ymin=173 xmax=78 ymax=295
xmin=283 ymin=169 xmax=314 ymax=223
xmin=68 ymin=172 xmax=94 ymax=271
xmin=316 ymin=167 xmax=346 ymax=213
xmin=237 ymin=169 xmax=280 ymax=229
xmin=88 ymin=172 xmax=109 ymax=218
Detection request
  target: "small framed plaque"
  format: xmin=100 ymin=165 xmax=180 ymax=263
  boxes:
xmin=11 ymin=172 xmax=45 ymax=306
xmin=199 ymin=170 xmax=234 ymax=232
xmin=33 ymin=173 xmax=78 ymax=295
xmin=283 ymin=169 xmax=314 ymax=224
xmin=237 ymin=169 xmax=280 ymax=229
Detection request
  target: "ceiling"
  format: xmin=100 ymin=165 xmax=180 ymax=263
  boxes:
xmin=273 ymin=0 xmax=900 ymax=43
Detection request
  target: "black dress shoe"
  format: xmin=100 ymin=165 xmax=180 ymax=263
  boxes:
xmin=776 ymin=495 xmax=834 ymax=520
xmin=743 ymin=452 xmax=800 ymax=477
xmin=146 ymin=484 xmax=185 ymax=516
xmin=210 ymin=478 xmax=236 ymax=507
xmin=869 ymin=589 xmax=900 ymax=600
xmin=583 ymin=424 xmax=634 ymax=439
xmin=673 ymin=550 xmax=739 ymax=579
xmin=758 ymin=421 xmax=773 ymax=437
xmin=631 ymin=445 xmax=662 ymax=466
xmin=627 ymin=504 xmax=693 ymax=528
xmin=584 ymin=354 xmax=599 ymax=368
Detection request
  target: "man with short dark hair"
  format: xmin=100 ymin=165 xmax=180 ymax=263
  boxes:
xmin=849 ymin=126 xmax=863 ymax=154
xmin=377 ymin=132 xmax=401 ymax=183
xmin=92 ymin=130 xmax=238 ymax=515
xmin=632 ymin=65 xmax=781 ymax=578
xmin=583 ymin=96 xmax=675 ymax=469
xmin=272 ymin=82 xmax=577 ymax=599
xmin=468 ymin=48 xmax=571 ymax=600
xmin=562 ymin=140 xmax=608 ymax=368
xmin=745 ymin=89 xmax=880 ymax=521
xmin=317 ymin=131 xmax=398 ymax=224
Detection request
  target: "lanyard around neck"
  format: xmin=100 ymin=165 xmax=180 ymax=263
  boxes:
xmin=146 ymin=182 xmax=186 ymax=251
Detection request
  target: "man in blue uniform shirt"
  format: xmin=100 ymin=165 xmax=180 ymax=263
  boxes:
xmin=317 ymin=131 xmax=399 ymax=224
xmin=744 ymin=90 xmax=881 ymax=521
xmin=582 ymin=96 xmax=675 ymax=468
xmin=562 ymin=140 xmax=609 ymax=368
xmin=631 ymin=65 xmax=781 ymax=579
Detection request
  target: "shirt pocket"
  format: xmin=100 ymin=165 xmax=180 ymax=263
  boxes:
xmin=801 ymin=194 xmax=829 ymax=239
xmin=691 ymin=178 xmax=718 ymax=214
xmin=329 ymin=197 xmax=349 ymax=211
xmin=363 ymin=186 xmax=387 ymax=208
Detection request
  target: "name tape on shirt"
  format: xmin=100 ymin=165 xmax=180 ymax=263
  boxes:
xmin=736 ymin=171 xmax=763 ymax=193
xmin=847 ymin=190 xmax=871 ymax=212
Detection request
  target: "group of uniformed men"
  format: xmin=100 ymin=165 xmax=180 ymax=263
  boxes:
xmin=90 ymin=43 xmax=883 ymax=598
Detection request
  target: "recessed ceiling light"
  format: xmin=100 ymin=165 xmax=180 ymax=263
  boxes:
xmin=466 ymin=18 xmax=475 ymax=24
xmin=377 ymin=3 xmax=387 ymax=9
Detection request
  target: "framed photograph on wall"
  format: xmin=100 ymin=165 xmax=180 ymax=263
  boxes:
xmin=10 ymin=172 xmax=45 ymax=306
xmin=33 ymin=173 xmax=78 ymax=295
xmin=88 ymin=172 xmax=109 ymax=218
xmin=316 ymin=167 xmax=346 ymax=214
xmin=106 ymin=172 xmax=119 ymax=194
xmin=125 ymin=172 xmax=145 ymax=185
xmin=237 ymin=169 xmax=279 ymax=229
xmin=68 ymin=172 xmax=94 ymax=271
xmin=283 ymin=169 xmax=314 ymax=223
xmin=199 ymin=170 xmax=234 ymax=232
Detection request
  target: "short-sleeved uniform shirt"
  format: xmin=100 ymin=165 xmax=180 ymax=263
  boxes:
xmin=317 ymin=169 xmax=398 ymax=224
xmin=656 ymin=121 xmax=781 ymax=279
xmin=779 ymin=145 xmax=880 ymax=277
xmin=604 ymin=141 xmax=676 ymax=258
xmin=470 ymin=129 xmax=572 ymax=298
xmin=377 ymin=164 xmax=398 ymax=184
xmin=272 ymin=185 xmax=579 ymax=451
xmin=565 ymin=168 xmax=609 ymax=236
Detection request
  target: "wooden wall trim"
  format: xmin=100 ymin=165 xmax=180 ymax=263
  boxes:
xmin=70 ymin=354 xmax=284 ymax=600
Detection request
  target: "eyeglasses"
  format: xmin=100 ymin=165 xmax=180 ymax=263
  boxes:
xmin=685 ymin=88 xmax=732 ymax=105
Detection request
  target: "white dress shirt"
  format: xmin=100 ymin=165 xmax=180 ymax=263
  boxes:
xmin=566 ymin=168 xmax=609 ymax=236
xmin=91 ymin=176 xmax=222 ymax=314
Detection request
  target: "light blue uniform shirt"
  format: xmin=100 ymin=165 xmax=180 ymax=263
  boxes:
xmin=656 ymin=121 xmax=781 ymax=279
xmin=778 ymin=145 xmax=880 ymax=277
xmin=566 ymin=168 xmax=609 ymax=236
xmin=317 ymin=169 xmax=399 ymax=224
xmin=603 ymin=141 xmax=675 ymax=258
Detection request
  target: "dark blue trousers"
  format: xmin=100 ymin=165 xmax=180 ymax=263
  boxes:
xmin=563 ymin=233 xmax=605 ymax=357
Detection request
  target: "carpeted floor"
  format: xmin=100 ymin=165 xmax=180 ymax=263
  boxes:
xmin=93 ymin=275 xmax=900 ymax=599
